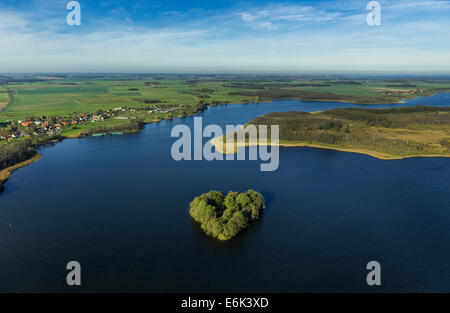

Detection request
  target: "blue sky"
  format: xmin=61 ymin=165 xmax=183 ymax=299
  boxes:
xmin=1 ymin=0 xmax=450 ymax=73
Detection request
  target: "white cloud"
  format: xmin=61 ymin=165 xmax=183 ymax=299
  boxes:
xmin=0 ymin=11 xmax=30 ymax=32
xmin=259 ymin=22 xmax=274 ymax=31
xmin=240 ymin=13 xmax=256 ymax=22
xmin=386 ymin=0 xmax=450 ymax=10
xmin=239 ymin=4 xmax=343 ymax=26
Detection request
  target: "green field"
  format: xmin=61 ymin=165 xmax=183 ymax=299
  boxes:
xmin=0 ymin=78 xmax=254 ymax=121
xmin=59 ymin=118 xmax=133 ymax=138
xmin=1 ymin=75 xmax=450 ymax=146
xmin=0 ymin=86 xmax=9 ymax=110
xmin=2 ymin=76 xmax=450 ymax=123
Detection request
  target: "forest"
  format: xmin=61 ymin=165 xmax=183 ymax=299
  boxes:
xmin=0 ymin=135 xmax=60 ymax=171
xmin=245 ymin=106 xmax=450 ymax=158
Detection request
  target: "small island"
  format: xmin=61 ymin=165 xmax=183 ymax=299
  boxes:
xmin=189 ymin=190 xmax=265 ymax=240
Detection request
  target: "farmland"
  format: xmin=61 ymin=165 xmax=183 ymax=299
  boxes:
xmin=0 ymin=77 xmax=255 ymax=122
xmin=0 ymin=86 xmax=10 ymax=111
xmin=2 ymin=75 xmax=450 ymax=123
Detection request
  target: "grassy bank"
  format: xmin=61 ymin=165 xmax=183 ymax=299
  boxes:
xmin=61 ymin=118 xmax=144 ymax=138
xmin=212 ymin=106 xmax=450 ymax=160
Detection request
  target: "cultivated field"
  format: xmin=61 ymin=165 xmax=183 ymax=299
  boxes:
xmin=2 ymin=76 xmax=450 ymax=123
xmin=0 ymin=86 xmax=9 ymax=111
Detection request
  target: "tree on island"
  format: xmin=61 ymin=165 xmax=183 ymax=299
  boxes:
xmin=189 ymin=190 xmax=265 ymax=240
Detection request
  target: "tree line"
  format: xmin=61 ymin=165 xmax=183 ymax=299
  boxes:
xmin=0 ymin=135 xmax=60 ymax=171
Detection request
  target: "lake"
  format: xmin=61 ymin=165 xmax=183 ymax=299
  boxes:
xmin=1 ymin=93 xmax=449 ymax=292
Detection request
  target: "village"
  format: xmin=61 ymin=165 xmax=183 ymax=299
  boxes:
xmin=383 ymin=88 xmax=427 ymax=97
xmin=0 ymin=105 xmax=182 ymax=142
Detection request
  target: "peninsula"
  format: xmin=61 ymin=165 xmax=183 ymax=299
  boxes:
xmin=211 ymin=106 xmax=450 ymax=160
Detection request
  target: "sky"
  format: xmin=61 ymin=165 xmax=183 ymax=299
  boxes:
xmin=0 ymin=0 xmax=449 ymax=73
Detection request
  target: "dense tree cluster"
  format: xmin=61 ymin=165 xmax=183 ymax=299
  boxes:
xmin=322 ymin=106 xmax=450 ymax=127
xmin=0 ymin=135 xmax=59 ymax=171
xmin=189 ymin=190 xmax=265 ymax=240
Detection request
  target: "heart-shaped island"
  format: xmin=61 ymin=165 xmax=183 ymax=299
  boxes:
xmin=189 ymin=190 xmax=265 ymax=240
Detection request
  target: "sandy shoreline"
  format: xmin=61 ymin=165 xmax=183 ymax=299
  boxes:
xmin=210 ymin=136 xmax=450 ymax=160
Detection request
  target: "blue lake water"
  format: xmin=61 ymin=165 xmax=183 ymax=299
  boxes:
xmin=0 ymin=94 xmax=449 ymax=292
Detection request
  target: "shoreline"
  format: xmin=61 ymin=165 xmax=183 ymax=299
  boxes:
xmin=210 ymin=137 xmax=450 ymax=161
xmin=0 ymin=153 xmax=42 ymax=193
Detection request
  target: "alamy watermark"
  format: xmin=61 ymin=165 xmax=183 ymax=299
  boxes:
xmin=367 ymin=1 xmax=381 ymax=26
xmin=366 ymin=261 xmax=381 ymax=286
xmin=66 ymin=1 xmax=81 ymax=26
xmin=170 ymin=117 xmax=280 ymax=172
xmin=66 ymin=261 xmax=81 ymax=286
xmin=65 ymin=1 xmax=378 ymax=27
